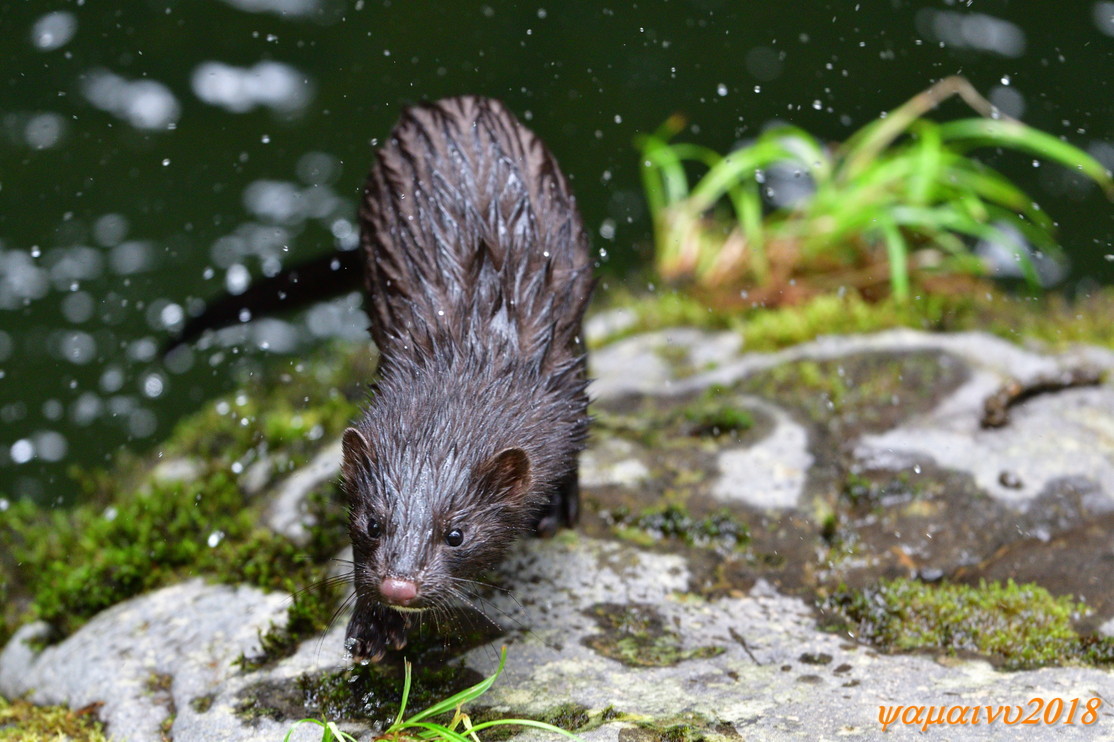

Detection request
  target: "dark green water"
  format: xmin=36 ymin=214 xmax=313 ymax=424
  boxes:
xmin=1 ymin=0 xmax=1112 ymax=503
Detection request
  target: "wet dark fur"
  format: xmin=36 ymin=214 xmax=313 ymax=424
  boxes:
xmin=340 ymin=97 xmax=593 ymax=660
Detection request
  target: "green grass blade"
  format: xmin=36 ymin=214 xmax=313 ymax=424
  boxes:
xmin=284 ymin=718 xmax=360 ymax=742
xmin=636 ymin=137 xmax=668 ymax=219
xmin=982 ymin=204 xmax=1059 ymax=253
xmin=728 ymin=178 xmax=767 ymax=281
xmin=467 ymin=718 xmax=586 ymax=741
xmin=938 ymin=118 xmax=1114 ymax=197
xmin=400 ymin=721 xmax=474 ymax=742
xmin=908 ymin=121 xmax=943 ymax=205
xmin=392 ymin=659 xmax=413 ymax=728
xmin=941 ymin=157 xmax=1055 ymax=230
xmin=687 ymin=139 xmax=799 ymax=211
xmin=284 ymin=718 xmax=326 ymax=742
xmin=404 ymin=648 xmax=508 ymax=724
xmin=325 ymin=721 xmax=359 ymax=742
xmin=665 ymin=142 xmax=732 ymax=169
xmin=760 ymin=126 xmax=832 ymax=182
xmin=878 ymin=218 xmax=911 ymax=300
xmin=887 ymin=205 xmax=1042 ymax=290
xmin=638 ymin=134 xmax=690 ymax=212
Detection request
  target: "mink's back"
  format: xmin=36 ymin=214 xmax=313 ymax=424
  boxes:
xmin=358 ymin=96 xmax=593 ymax=371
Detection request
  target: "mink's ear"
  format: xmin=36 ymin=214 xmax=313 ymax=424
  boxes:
xmin=477 ymin=448 xmax=532 ymax=504
xmin=476 ymin=445 xmax=532 ymax=503
xmin=341 ymin=427 xmax=374 ymax=483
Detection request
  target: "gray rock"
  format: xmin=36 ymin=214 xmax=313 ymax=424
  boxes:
xmin=589 ymin=328 xmax=742 ymax=401
xmin=263 ymin=438 xmax=343 ymax=543
xmin=6 ymin=327 xmax=1114 ymax=741
xmin=0 ymin=580 xmax=295 ymax=742
xmin=580 ymin=438 xmax=652 ymax=489
xmin=711 ymin=397 xmax=812 ymax=510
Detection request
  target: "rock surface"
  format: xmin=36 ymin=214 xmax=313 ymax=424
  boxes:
xmin=3 ymin=327 xmax=1114 ymax=740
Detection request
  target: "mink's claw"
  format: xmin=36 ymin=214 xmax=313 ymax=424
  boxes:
xmin=345 ymin=602 xmax=410 ymax=662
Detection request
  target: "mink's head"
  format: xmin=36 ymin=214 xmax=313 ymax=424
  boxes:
xmin=340 ymin=426 xmax=534 ymax=614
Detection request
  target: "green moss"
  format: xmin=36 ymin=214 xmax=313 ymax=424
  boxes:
xmin=604 ymin=504 xmax=749 ymax=553
xmin=189 ymin=694 xmax=215 ymax=714
xmin=0 ymin=695 xmax=110 ymax=742
xmin=1 ymin=343 xmax=360 ymax=650
xmin=535 ymin=703 xmax=592 ymax=730
xmin=618 ymin=712 xmax=740 ymax=742
xmin=465 ymin=702 xmax=601 ymax=742
xmin=593 ymin=385 xmax=755 ymax=454
xmin=589 ymin=289 xmax=745 ymax=348
xmin=595 ymin=287 xmax=1114 ymax=354
xmin=741 ymin=350 xmax=964 ymax=434
xmin=4 ymin=471 xmax=343 ymax=642
xmin=827 ymin=578 xmax=1114 ymax=670
xmin=583 ymin=603 xmax=725 ymax=667
xmin=161 ymin=350 xmax=365 ymax=488
xmin=678 ymin=385 xmax=754 ymax=438
xmin=841 ymin=472 xmax=924 ymax=508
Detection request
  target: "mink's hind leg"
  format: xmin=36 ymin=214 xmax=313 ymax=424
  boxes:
xmin=345 ymin=601 xmax=411 ymax=661
xmin=536 ymin=469 xmax=580 ymax=537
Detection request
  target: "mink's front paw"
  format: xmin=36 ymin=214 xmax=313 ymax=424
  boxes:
xmin=345 ymin=602 xmax=411 ymax=662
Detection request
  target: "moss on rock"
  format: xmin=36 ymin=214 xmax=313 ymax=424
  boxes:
xmin=0 ymin=695 xmax=110 ymax=742
xmin=603 ymin=503 xmax=749 ymax=553
xmin=1 ymin=345 xmax=360 ymax=651
xmin=582 ymin=602 xmax=724 ymax=667
xmin=827 ymin=577 xmax=1114 ymax=670
xmin=596 ymin=286 xmax=1114 ymax=353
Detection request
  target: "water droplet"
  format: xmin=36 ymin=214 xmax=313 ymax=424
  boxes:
xmin=142 ymin=373 xmax=165 ymax=399
xmin=716 ymin=83 xmax=728 ymax=96
xmin=161 ymin=158 xmax=170 ymax=166
xmin=10 ymin=439 xmax=34 ymax=464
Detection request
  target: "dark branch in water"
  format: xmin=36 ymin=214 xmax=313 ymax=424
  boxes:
xmin=981 ymin=366 xmax=1104 ymax=428
xmin=162 ymin=248 xmax=364 ymax=354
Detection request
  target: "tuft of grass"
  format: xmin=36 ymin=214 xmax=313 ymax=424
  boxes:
xmin=638 ymin=76 xmax=1114 ymax=306
xmin=285 ymin=648 xmax=583 ymax=742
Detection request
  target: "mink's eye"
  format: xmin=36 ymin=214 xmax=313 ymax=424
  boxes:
xmin=445 ymin=528 xmax=464 ymax=547
xmin=367 ymin=518 xmax=382 ymax=539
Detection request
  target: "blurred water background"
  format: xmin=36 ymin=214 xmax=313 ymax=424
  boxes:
xmin=1 ymin=0 xmax=1112 ymax=504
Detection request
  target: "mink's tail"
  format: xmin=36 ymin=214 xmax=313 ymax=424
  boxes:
xmin=163 ymin=248 xmax=364 ymax=355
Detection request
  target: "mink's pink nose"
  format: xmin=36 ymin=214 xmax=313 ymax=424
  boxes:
xmin=379 ymin=577 xmax=419 ymax=606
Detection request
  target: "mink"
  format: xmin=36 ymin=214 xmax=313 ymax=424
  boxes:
xmin=339 ymin=96 xmax=593 ymax=661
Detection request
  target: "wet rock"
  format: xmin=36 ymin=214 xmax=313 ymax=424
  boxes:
xmin=0 ymin=581 xmax=300 ymax=742
xmin=711 ymin=398 xmax=812 ymax=510
xmin=581 ymin=438 xmax=652 ymax=489
xmin=263 ymin=438 xmax=342 ymax=544
xmin=5 ymin=327 xmax=1114 ymax=741
xmin=590 ymin=329 xmax=742 ymax=401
